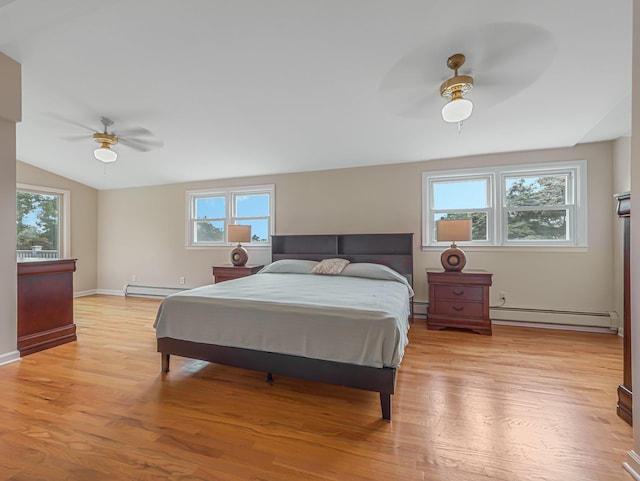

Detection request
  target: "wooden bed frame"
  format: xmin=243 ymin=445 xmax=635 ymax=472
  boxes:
xmin=158 ymin=233 xmax=413 ymax=421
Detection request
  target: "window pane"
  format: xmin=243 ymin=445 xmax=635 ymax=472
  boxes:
xmin=505 ymin=175 xmax=568 ymax=207
xmin=434 ymin=212 xmax=487 ymax=241
xmin=17 ymin=191 xmax=60 ymax=257
xmin=237 ymin=219 xmax=269 ymax=243
xmin=196 ymin=196 xmax=225 ymax=219
xmin=506 ymin=210 xmax=568 ymax=240
xmin=195 ymin=221 xmax=224 ymax=242
xmin=433 ymin=179 xmax=488 ymax=210
xmin=236 ymin=194 xmax=269 ymax=218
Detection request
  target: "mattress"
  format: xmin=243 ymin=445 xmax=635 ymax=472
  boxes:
xmin=153 ymin=263 xmax=413 ymax=368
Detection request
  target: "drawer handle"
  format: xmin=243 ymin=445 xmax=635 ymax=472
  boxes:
xmin=452 ymin=290 xmax=465 ymax=296
xmin=452 ymin=306 xmax=464 ymax=312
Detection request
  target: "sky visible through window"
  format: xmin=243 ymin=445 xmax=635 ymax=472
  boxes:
xmin=236 ymin=194 xmax=269 ymax=241
xmin=196 ymin=194 xmax=269 ymax=241
xmin=433 ymin=180 xmax=487 ymax=211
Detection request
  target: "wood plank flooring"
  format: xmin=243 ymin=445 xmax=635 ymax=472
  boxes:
xmin=0 ymin=295 xmax=632 ymax=480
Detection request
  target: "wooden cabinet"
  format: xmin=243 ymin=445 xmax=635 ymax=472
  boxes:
xmin=17 ymin=259 xmax=77 ymax=356
xmin=426 ymin=269 xmax=493 ymax=335
xmin=212 ymin=264 xmax=263 ymax=283
xmin=615 ymin=192 xmax=632 ymax=425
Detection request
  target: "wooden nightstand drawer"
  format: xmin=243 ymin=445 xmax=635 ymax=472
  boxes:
xmin=212 ymin=265 xmax=263 ymax=283
xmin=426 ymin=269 xmax=493 ymax=335
xmin=433 ymin=285 xmax=483 ymax=302
xmin=431 ymin=300 xmax=483 ymax=319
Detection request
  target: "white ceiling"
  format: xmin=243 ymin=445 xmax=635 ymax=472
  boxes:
xmin=0 ymin=0 xmax=632 ymax=190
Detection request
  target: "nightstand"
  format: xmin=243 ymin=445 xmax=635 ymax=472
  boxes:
xmin=212 ymin=264 xmax=264 ymax=283
xmin=426 ymin=269 xmax=493 ymax=335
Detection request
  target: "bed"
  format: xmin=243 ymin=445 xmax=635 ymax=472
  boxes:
xmin=155 ymin=233 xmax=413 ymax=420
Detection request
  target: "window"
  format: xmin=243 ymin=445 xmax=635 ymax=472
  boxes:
xmin=186 ymin=184 xmax=274 ymax=247
xmin=16 ymin=184 xmax=70 ymax=260
xmin=422 ymin=161 xmax=587 ymax=247
xmin=431 ymin=175 xmax=492 ymax=243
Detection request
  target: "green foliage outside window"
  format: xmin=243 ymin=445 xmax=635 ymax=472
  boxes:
xmin=16 ymin=191 xmax=60 ymax=251
xmin=505 ymin=176 xmax=568 ymax=240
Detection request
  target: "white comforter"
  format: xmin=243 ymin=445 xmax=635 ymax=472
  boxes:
xmin=154 ymin=270 xmax=412 ymax=368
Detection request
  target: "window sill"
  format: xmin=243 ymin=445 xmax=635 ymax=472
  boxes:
xmin=421 ymin=245 xmax=588 ymax=253
xmin=185 ymin=244 xmax=272 ymax=251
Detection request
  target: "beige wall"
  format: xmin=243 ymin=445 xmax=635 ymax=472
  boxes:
xmin=613 ymin=137 xmax=631 ymax=333
xmin=0 ymin=52 xmax=20 ymax=364
xmin=98 ymin=140 xmax=617 ymax=325
xmin=16 ymin=161 xmax=99 ymax=294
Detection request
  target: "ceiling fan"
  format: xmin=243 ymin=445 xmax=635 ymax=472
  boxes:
xmin=439 ymin=53 xmax=474 ymax=126
xmin=51 ymin=114 xmax=164 ymax=163
xmin=379 ymin=22 xmax=556 ymax=124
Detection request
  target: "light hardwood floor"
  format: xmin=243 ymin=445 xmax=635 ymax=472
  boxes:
xmin=0 ymin=295 xmax=632 ymax=480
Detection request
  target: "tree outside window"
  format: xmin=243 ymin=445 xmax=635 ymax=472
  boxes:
xmin=17 ymin=190 xmax=61 ymax=257
xmin=504 ymin=174 xmax=570 ymax=241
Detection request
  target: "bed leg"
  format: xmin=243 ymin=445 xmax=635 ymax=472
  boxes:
xmin=266 ymin=372 xmax=274 ymax=384
xmin=380 ymin=392 xmax=391 ymax=421
xmin=161 ymin=353 xmax=170 ymax=373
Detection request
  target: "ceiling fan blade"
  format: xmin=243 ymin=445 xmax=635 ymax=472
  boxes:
xmin=60 ymin=134 xmax=93 ymax=141
xmin=119 ymin=136 xmax=164 ymax=152
xmin=43 ymin=112 xmax=98 ymax=133
xmin=114 ymin=126 xmax=154 ymax=137
xmin=472 ymin=22 xmax=555 ymax=76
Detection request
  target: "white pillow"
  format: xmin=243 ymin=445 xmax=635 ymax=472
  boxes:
xmin=311 ymin=258 xmax=350 ymax=275
xmin=258 ymin=259 xmax=318 ymax=274
xmin=340 ymin=263 xmax=413 ymax=293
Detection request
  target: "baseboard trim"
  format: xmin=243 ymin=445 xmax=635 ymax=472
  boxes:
xmin=624 ymin=450 xmax=640 ymax=480
xmin=74 ymin=289 xmax=97 ymax=298
xmin=414 ymin=302 xmax=428 ymax=316
xmin=96 ymin=289 xmax=125 ymax=297
xmin=0 ymin=350 xmax=20 ymax=367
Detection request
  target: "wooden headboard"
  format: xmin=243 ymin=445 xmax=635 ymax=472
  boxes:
xmin=271 ymin=233 xmax=414 ymax=286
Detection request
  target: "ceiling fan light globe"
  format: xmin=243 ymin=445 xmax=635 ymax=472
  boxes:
xmin=94 ymin=146 xmax=118 ymax=163
xmin=441 ymin=98 xmax=473 ymax=123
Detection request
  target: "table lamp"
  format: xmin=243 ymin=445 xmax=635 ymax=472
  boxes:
xmin=436 ymin=218 xmax=472 ymax=271
xmin=228 ymin=225 xmax=251 ymax=266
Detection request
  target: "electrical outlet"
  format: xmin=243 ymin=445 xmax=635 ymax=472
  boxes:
xmin=499 ymin=291 xmax=507 ymax=302
xmin=131 ymin=274 xmax=137 ymax=283
xmin=179 ymin=276 xmax=185 ymax=285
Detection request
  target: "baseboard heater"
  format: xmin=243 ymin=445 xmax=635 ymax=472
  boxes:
xmin=490 ymin=306 xmax=618 ymax=331
xmin=414 ymin=301 xmax=618 ymax=332
xmin=124 ymin=284 xmax=188 ymax=298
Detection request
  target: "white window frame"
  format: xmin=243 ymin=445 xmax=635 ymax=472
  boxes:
xmin=422 ymin=160 xmax=587 ymax=249
xmin=17 ymin=183 xmax=71 ymax=258
xmin=427 ymin=173 xmax=494 ymax=246
xmin=185 ymin=184 xmax=274 ymax=249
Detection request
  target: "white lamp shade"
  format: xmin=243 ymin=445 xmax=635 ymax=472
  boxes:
xmin=436 ymin=219 xmax=472 ymax=242
xmin=228 ymin=224 xmax=251 ymax=243
xmin=94 ymin=146 xmax=118 ymax=163
xmin=441 ymin=98 xmax=473 ymax=123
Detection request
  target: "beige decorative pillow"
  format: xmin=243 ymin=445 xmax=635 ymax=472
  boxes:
xmin=312 ymin=258 xmax=350 ymax=275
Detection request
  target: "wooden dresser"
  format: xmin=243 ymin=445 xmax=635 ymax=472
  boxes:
xmin=426 ymin=269 xmax=493 ymax=335
xmin=17 ymin=258 xmax=77 ymax=356
xmin=615 ymin=192 xmax=632 ymax=425
xmin=212 ymin=264 xmax=263 ymax=283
